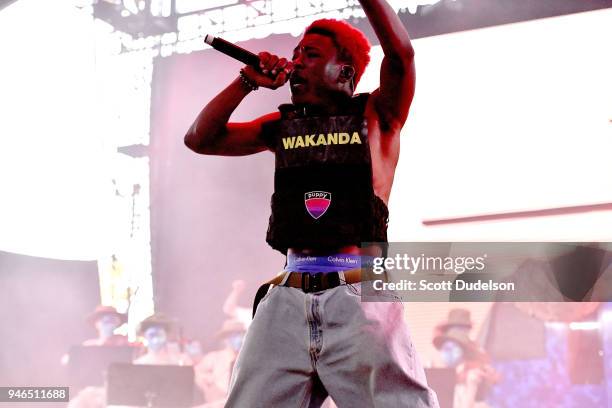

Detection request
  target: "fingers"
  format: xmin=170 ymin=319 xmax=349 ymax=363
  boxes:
xmin=258 ymin=51 xmax=271 ymax=71
xmin=284 ymin=61 xmax=294 ymax=74
xmin=242 ymin=65 xmax=278 ymax=89
xmin=258 ymin=52 xmax=277 ymax=74
xmin=246 ymin=52 xmax=292 ymax=90
xmin=258 ymin=52 xmax=290 ymax=76
xmin=270 ymin=70 xmax=289 ymax=89
xmin=271 ymin=58 xmax=289 ymax=75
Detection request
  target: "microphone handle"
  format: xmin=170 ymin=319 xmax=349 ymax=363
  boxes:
xmin=204 ymin=34 xmax=260 ymax=67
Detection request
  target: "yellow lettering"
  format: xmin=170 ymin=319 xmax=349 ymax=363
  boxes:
xmin=282 ymin=137 xmax=295 ymax=149
xmin=304 ymin=134 xmax=315 ymax=146
xmin=283 ymin=131 xmax=361 ymax=149
xmin=327 ymin=133 xmax=337 ymax=145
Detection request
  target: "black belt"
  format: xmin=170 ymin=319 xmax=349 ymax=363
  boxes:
xmin=252 ymin=269 xmax=364 ymax=317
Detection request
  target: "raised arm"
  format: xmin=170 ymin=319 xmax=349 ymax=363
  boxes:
xmin=184 ymin=52 xmax=291 ymax=156
xmin=359 ymin=0 xmax=416 ymax=129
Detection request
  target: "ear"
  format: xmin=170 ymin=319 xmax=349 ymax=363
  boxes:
xmin=339 ymin=64 xmax=355 ymax=82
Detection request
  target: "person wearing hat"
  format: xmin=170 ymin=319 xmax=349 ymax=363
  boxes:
xmin=435 ymin=308 xmax=474 ymax=334
xmin=64 ymin=306 xmax=132 ymax=408
xmin=432 ymin=309 xmax=474 ymax=369
xmin=433 ymin=311 xmax=498 ymax=408
xmin=83 ymin=305 xmax=129 ymax=346
xmin=433 ymin=327 xmax=486 ymax=370
xmin=195 ymin=319 xmax=247 ymax=406
xmin=134 ymin=313 xmax=192 ymax=366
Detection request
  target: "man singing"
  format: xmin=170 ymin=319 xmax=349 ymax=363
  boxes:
xmin=185 ymin=0 xmax=438 ymax=406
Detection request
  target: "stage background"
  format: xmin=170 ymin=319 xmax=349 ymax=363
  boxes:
xmin=0 ymin=251 xmax=100 ymax=388
xmin=148 ymin=8 xmax=612 ymax=350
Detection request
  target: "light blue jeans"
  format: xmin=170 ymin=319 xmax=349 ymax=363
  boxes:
xmin=225 ymin=279 xmax=440 ymax=407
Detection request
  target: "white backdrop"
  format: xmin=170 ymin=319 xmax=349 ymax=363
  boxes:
xmin=358 ymin=9 xmax=612 ymax=241
xmin=1 ymin=6 xmax=611 ymax=261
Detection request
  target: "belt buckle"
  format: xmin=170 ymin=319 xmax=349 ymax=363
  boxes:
xmin=302 ymin=272 xmax=323 ymax=293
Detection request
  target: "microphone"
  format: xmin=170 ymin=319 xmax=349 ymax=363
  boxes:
xmin=204 ymin=34 xmax=260 ymax=67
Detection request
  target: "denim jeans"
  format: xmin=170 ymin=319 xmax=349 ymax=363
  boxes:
xmin=225 ymin=280 xmax=440 ymax=407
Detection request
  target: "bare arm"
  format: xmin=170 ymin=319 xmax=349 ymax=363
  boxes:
xmin=222 ymin=280 xmax=246 ymax=316
xmin=359 ymin=0 xmax=416 ymax=130
xmin=184 ymin=77 xmax=276 ymax=156
xmin=184 ymin=53 xmax=291 ymax=156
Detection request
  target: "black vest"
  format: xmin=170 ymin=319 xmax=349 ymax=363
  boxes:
xmin=263 ymin=94 xmax=388 ymax=254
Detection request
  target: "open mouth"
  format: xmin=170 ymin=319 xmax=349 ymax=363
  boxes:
xmin=290 ymin=73 xmax=308 ymax=90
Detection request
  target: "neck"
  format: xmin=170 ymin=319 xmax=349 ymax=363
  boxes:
xmin=297 ymin=92 xmax=353 ymax=115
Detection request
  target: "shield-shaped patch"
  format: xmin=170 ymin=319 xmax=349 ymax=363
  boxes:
xmin=304 ymin=191 xmax=331 ymax=219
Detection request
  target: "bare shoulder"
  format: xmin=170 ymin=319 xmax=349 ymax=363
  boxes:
xmin=254 ymin=110 xmax=282 ymax=152
xmin=252 ymin=111 xmax=282 ymax=152
xmin=253 ymin=111 xmax=281 ymax=126
xmin=237 ymin=110 xmax=281 ymax=140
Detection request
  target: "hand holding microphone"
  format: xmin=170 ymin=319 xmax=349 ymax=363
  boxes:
xmin=244 ymin=52 xmax=293 ymax=90
xmin=205 ymin=34 xmax=292 ymax=90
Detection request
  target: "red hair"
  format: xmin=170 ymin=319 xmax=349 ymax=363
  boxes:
xmin=304 ymin=19 xmax=371 ymax=86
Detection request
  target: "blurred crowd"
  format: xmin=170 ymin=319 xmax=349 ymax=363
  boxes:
xmin=66 ymin=280 xmax=251 ymax=408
